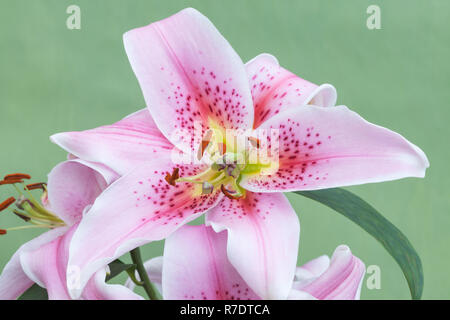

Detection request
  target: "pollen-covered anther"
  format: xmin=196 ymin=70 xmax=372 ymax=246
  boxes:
xmin=13 ymin=210 xmax=31 ymax=222
xmin=220 ymin=184 xmax=244 ymax=200
xmin=217 ymin=143 xmax=226 ymax=155
xmin=15 ymin=195 xmax=33 ymax=211
xmin=0 ymin=179 xmax=23 ymax=185
xmin=4 ymin=173 xmax=31 ymax=181
xmin=0 ymin=197 xmax=16 ymax=212
xmin=165 ymin=168 xmax=180 ymax=186
xmin=197 ymin=129 xmax=213 ymax=160
xmin=197 ymin=140 xmax=211 ymax=160
xmin=225 ymin=163 xmax=240 ymax=179
xmin=25 ymin=182 xmax=47 ymax=191
xmin=202 ymin=182 xmax=214 ymax=195
xmin=248 ymin=137 xmax=261 ymax=148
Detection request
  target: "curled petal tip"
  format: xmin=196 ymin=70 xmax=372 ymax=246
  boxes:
xmin=335 ymin=244 xmax=350 ymax=252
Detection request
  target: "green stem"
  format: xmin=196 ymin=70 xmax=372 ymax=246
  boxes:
xmin=130 ymin=247 xmax=159 ymax=300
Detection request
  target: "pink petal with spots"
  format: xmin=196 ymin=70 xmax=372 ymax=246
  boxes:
xmin=206 ymin=192 xmax=300 ymax=300
xmin=47 ymin=160 xmax=109 ymax=226
xmin=245 ymin=53 xmax=337 ymax=128
xmin=124 ymin=8 xmax=254 ymax=154
xmin=241 ymin=105 xmax=429 ymax=192
xmin=21 ymin=225 xmax=142 ymax=300
xmin=162 ymin=225 xmax=260 ymax=300
xmin=67 ymin=158 xmax=223 ymax=299
xmin=294 ymin=245 xmax=366 ymax=300
xmin=51 ymin=109 xmax=174 ymax=176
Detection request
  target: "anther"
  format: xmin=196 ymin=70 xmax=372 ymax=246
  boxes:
xmin=217 ymin=143 xmax=226 ymax=155
xmin=248 ymin=137 xmax=260 ymax=148
xmin=226 ymin=164 xmax=240 ymax=179
xmin=197 ymin=140 xmax=211 ymax=160
xmin=13 ymin=210 xmax=31 ymax=222
xmin=4 ymin=173 xmax=31 ymax=181
xmin=202 ymin=182 xmax=214 ymax=195
xmin=25 ymin=182 xmax=47 ymax=191
xmin=15 ymin=195 xmax=33 ymax=211
xmin=197 ymin=130 xmax=213 ymax=160
xmin=220 ymin=184 xmax=244 ymax=200
xmin=165 ymin=168 xmax=180 ymax=186
xmin=0 ymin=179 xmax=23 ymax=185
xmin=0 ymin=229 xmax=6 ymax=235
xmin=211 ymin=162 xmax=226 ymax=172
xmin=0 ymin=197 xmax=16 ymax=212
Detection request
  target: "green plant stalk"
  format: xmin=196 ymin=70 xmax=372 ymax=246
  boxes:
xmin=130 ymin=247 xmax=159 ymax=300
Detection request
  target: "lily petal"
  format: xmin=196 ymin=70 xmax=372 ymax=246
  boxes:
xmin=124 ymin=8 xmax=254 ymax=154
xmin=246 ymin=53 xmax=336 ymax=128
xmin=68 ymin=157 xmax=120 ymax=185
xmin=21 ymin=224 xmax=142 ymax=300
xmin=206 ymin=192 xmax=300 ymax=299
xmin=0 ymin=251 xmax=33 ymax=300
xmin=67 ymin=159 xmax=223 ymax=299
xmin=124 ymin=256 xmax=163 ymax=294
xmin=293 ymin=255 xmax=331 ymax=288
xmin=295 ymin=245 xmax=366 ymax=300
xmin=287 ymin=289 xmax=317 ymax=300
xmin=241 ymin=105 xmax=429 ymax=192
xmin=51 ymin=109 xmax=173 ymax=175
xmin=0 ymin=228 xmax=66 ymax=299
xmin=20 ymin=226 xmax=76 ymax=299
xmin=83 ymin=268 xmax=143 ymax=300
xmin=47 ymin=160 xmax=109 ymax=225
xmin=162 ymin=225 xmax=259 ymax=300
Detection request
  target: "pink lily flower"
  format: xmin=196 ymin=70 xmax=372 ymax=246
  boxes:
xmin=0 ymin=161 xmax=142 ymax=300
xmin=125 ymin=225 xmax=365 ymax=300
xmin=50 ymin=8 xmax=428 ymax=299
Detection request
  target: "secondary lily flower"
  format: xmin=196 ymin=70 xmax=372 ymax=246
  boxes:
xmin=125 ymin=225 xmax=365 ymax=300
xmin=50 ymin=8 xmax=428 ymax=299
xmin=0 ymin=161 xmax=142 ymax=300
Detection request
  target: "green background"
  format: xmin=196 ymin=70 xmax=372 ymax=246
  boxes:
xmin=0 ymin=0 xmax=448 ymax=299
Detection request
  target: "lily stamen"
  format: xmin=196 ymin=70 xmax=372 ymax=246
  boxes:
xmin=0 ymin=179 xmax=23 ymax=185
xmin=248 ymin=137 xmax=260 ymax=148
xmin=4 ymin=173 xmax=31 ymax=181
xmin=166 ymin=133 xmax=269 ymax=199
xmin=202 ymin=182 xmax=214 ymax=194
xmin=0 ymin=197 xmax=16 ymax=212
xmin=220 ymin=184 xmax=244 ymax=200
xmin=12 ymin=210 xmax=31 ymax=222
xmin=0 ymin=172 xmax=65 ymax=236
xmin=165 ymin=168 xmax=180 ymax=186
xmin=26 ymin=182 xmax=47 ymax=191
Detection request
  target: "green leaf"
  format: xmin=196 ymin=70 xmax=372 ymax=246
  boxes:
xmin=18 ymin=284 xmax=48 ymax=300
xmin=294 ymin=188 xmax=423 ymax=300
xmin=106 ymin=259 xmax=136 ymax=282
